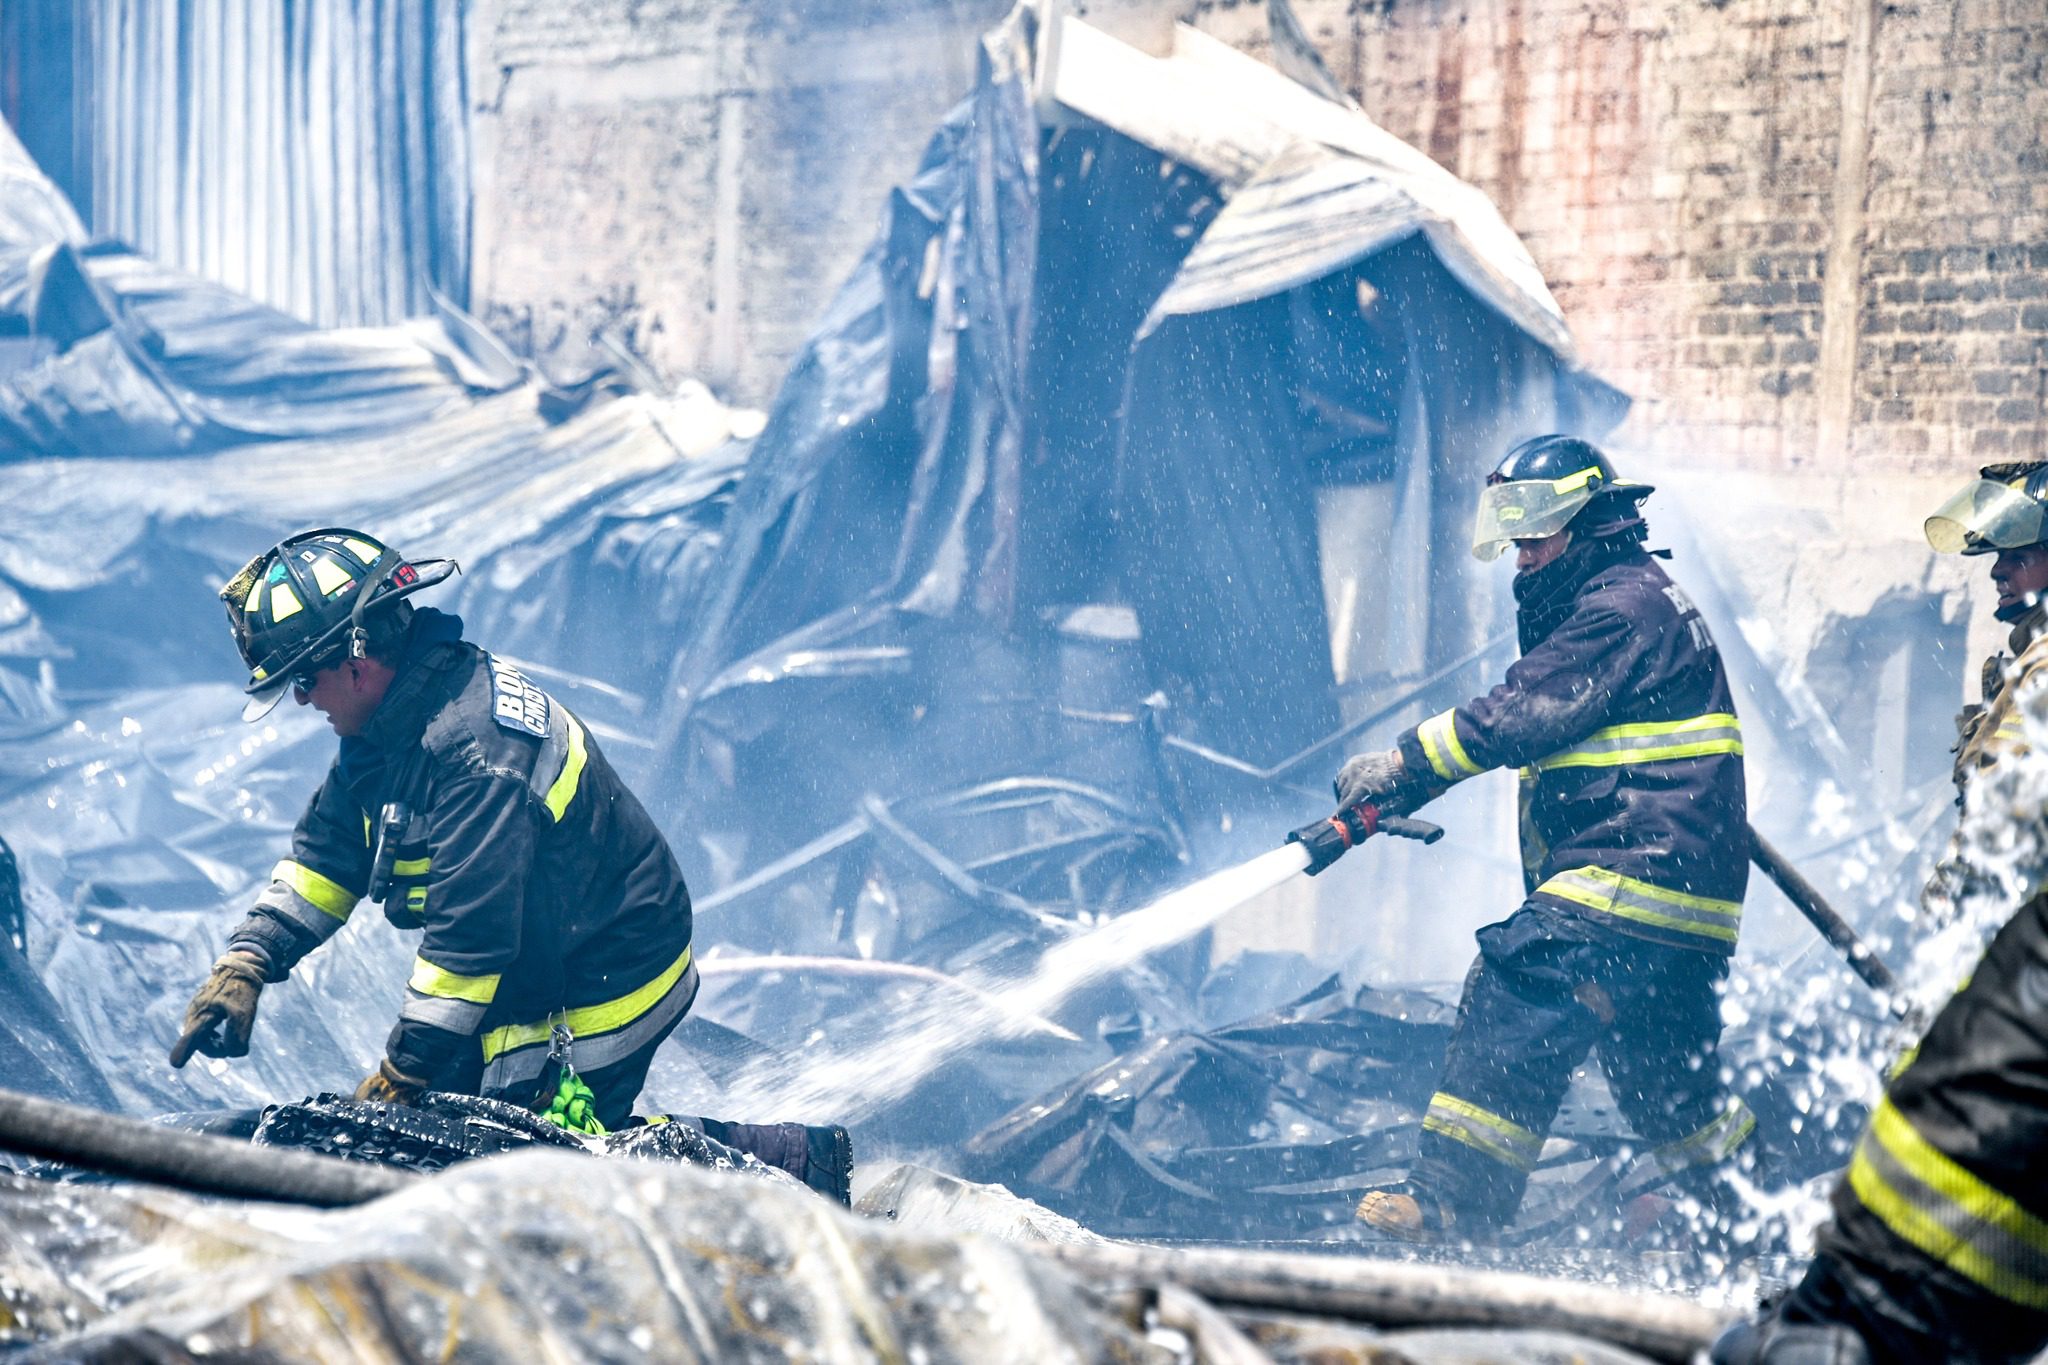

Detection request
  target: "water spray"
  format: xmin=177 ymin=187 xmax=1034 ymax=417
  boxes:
xmin=706 ymin=796 xmax=1443 ymax=1123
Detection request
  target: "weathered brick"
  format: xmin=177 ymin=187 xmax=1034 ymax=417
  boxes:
xmin=1977 ymin=371 xmax=2021 ymax=395
xmin=1998 ymin=398 xmax=2042 ymax=422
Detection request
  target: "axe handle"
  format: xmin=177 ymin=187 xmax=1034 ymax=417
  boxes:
xmin=1749 ymin=826 xmax=1898 ymax=996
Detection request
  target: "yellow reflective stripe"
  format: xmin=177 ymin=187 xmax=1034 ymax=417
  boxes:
xmin=481 ymin=944 xmax=694 ymax=1062
xmin=1417 ymin=709 xmax=1484 ymax=782
xmin=1423 ymin=1091 xmax=1542 ymax=1171
xmin=1660 ymin=1100 xmax=1755 ymax=1167
xmin=1551 ymin=464 xmax=1604 ymax=494
xmin=1538 ymin=866 xmax=1741 ymax=944
xmin=1533 ymin=713 xmax=1743 ymax=771
xmin=268 ymin=582 xmax=303 ymax=621
xmin=310 ymin=559 xmax=354 ymax=596
xmin=1849 ymin=1097 xmax=2048 ymax=1309
xmin=408 ymin=957 xmax=501 ymax=1005
xmin=392 ymin=857 xmax=430 ymax=876
xmin=544 ymin=716 xmax=588 ymax=822
xmin=273 ymin=860 xmax=356 ymax=921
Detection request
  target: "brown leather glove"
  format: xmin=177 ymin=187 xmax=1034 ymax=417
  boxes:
xmin=168 ymin=953 xmax=266 ymax=1068
xmin=354 ymin=1058 xmax=432 ymax=1106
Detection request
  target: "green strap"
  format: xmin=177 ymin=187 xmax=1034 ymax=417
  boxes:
xmin=539 ymin=1068 xmax=607 ymax=1136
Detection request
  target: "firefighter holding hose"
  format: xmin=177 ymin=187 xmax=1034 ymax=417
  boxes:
xmin=1336 ymin=435 xmax=1757 ymax=1242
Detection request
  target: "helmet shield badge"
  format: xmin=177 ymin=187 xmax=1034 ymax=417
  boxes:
xmin=1925 ymin=476 xmax=2048 ymax=556
xmin=1472 ymin=463 xmax=1608 ymax=562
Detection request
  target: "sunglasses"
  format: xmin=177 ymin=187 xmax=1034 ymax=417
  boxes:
xmin=289 ymin=656 xmax=346 ymax=694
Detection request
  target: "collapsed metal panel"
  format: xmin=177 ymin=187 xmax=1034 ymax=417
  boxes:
xmin=75 ymin=0 xmax=469 ymax=327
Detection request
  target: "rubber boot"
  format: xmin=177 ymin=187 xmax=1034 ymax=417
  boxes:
xmin=805 ymin=1123 xmax=853 ymax=1206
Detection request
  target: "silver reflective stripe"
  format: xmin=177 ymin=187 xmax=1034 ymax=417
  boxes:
xmin=528 ymin=706 xmax=572 ymax=803
xmin=1421 ymin=1091 xmax=1543 ymax=1172
xmin=1533 ymin=713 xmax=1743 ymax=771
xmin=1617 ymin=1099 xmax=1757 ymax=1197
xmin=1536 ymin=866 xmax=1742 ymax=952
xmin=482 ymin=961 xmax=699 ymax=1096
xmin=399 ymin=991 xmax=490 ymax=1034
xmin=253 ymin=880 xmax=349 ymax=944
xmin=1849 ymin=1097 xmax=2048 ymax=1309
xmin=1417 ymin=708 xmax=1484 ymax=782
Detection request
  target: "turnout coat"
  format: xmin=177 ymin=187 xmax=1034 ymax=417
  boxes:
xmin=1395 ymin=541 xmax=1750 ymax=953
xmin=226 ymin=610 xmax=696 ymax=1105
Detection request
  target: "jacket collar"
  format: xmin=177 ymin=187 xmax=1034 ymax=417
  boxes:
xmin=354 ymin=608 xmax=468 ymax=754
xmin=1513 ymin=536 xmax=1647 ymax=649
xmin=2009 ymin=600 xmax=2048 ymax=657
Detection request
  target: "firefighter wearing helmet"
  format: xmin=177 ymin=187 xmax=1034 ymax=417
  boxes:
xmin=173 ymin=529 xmax=705 ymax=1128
xmin=1716 ymin=465 xmax=2048 ymax=1365
xmin=1335 ymin=435 xmax=1757 ymax=1242
xmin=169 ymin=528 xmax=855 ymax=1201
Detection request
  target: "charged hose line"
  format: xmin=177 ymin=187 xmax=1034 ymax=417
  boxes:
xmin=0 ymin=1086 xmax=411 ymax=1207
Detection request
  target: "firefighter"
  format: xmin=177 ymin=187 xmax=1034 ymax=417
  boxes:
xmin=1713 ymin=465 xmax=2048 ymax=1364
xmin=1338 ymin=435 xmax=1756 ymax=1241
xmin=164 ymin=529 xmax=852 ymax=1202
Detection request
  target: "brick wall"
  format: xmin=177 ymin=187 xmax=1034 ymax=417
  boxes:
xmin=1217 ymin=0 xmax=2048 ymax=477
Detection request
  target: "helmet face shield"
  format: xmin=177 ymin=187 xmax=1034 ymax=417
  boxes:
xmin=1926 ymin=477 xmax=2048 ymax=555
xmin=1472 ymin=477 xmax=1594 ymax=562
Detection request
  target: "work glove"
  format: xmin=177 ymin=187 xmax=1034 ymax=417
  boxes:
xmin=354 ymin=1057 xmax=432 ymax=1107
xmin=168 ymin=953 xmax=267 ymax=1068
xmin=1334 ymin=748 xmax=1408 ymax=810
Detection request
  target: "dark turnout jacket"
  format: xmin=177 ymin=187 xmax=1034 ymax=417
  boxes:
xmin=1396 ymin=540 xmax=1749 ymax=953
xmin=227 ymin=610 xmax=695 ymax=1099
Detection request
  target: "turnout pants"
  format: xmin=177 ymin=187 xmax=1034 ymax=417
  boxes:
xmin=1409 ymin=901 xmax=1754 ymax=1231
xmin=1767 ymin=890 xmax=2048 ymax=1365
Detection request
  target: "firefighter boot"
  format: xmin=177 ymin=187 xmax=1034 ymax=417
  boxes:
xmin=805 ymin=1123 xmax=854 ymax=1207
xmin=1355 ymin=1181 xmax=1453 ymax=1241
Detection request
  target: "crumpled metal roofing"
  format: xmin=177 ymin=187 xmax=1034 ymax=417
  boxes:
xmin=1043 ymin=17 xmax=1584 ymax=359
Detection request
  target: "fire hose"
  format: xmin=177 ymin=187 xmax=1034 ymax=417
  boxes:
xmin=1280 ymin=797 xmax=1898 ymax=1000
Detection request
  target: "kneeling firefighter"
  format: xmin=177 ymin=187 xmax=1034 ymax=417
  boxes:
xmin=1339 ymin=435 xmax=1756 ymax=1240
xmin=1715 ymin=465 xmax=2048 ymax=1365
xmin=168 ymin=528 xmax=851 ymax=1202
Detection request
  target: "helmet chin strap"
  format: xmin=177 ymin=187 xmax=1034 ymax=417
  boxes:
xmin=348 ymin=548 xmax=406 ymax=658
xmin=1995 ymin=589 xmax=2042 ymax=625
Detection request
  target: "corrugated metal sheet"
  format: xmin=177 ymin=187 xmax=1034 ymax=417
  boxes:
xmin=81 ymin=0 xmax=469 ymax=328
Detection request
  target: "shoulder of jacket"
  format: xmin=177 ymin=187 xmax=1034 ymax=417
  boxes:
xmin=2003 ymin=640 xmax=2048 ymax=705
xmin=422 ymin=650 xmax=549 ymax=781
xmin=1588 ymin=558 xmax=1697 ymax=619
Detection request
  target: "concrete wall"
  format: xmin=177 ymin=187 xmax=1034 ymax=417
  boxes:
xmin=467 ymin=0 xmax=1008 ymax=401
